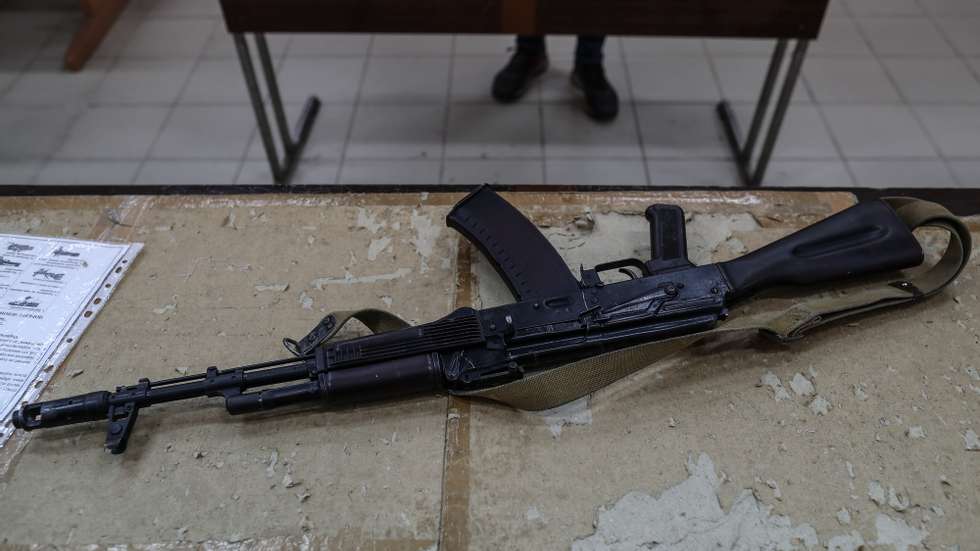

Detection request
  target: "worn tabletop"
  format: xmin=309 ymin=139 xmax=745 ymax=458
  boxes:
xmin=0 ymin=191 xmax=977 ymax=550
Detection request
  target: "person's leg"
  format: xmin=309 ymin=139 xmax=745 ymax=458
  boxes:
xmin=517 ymin=35 xmax=547 ymax=56
xmin=572 ymin=35 xmax=618 ymax=121
xmin=575 ymin=35 xmax=605 ymax=66
xmin=491 ymin=35 xmax=550 ymax=103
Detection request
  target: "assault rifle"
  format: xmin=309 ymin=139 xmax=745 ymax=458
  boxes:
xmin=11 ymin=186 xmax=970 ymax=453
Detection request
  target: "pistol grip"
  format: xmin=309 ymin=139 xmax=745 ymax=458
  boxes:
xmin=645 ymin=204 xmax=692 ymax=274
xmin=447 ymin=186 xmax=580 ymax=302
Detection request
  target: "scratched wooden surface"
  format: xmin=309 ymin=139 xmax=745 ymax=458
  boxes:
xmin=0 ymin=191 xmax=976 ymax=550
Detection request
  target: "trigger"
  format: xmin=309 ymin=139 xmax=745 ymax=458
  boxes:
xmin=618 ymin=267 xmax=640 ymax=280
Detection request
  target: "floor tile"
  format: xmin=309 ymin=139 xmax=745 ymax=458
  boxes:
xmin=845 ymin=0 xmax=922 ymax=16
xmin=121 ymin=18 xmax=215 ymax=58
xmin=35 ymin=160 xmax=140 ymax=185
xmin=0 ymin=12 xmax=62 ymax=69
xmin=36 ymin=14 xmax=85 ymax=61
xmin=0 ymin=71 xmax=18 ymax=95
xmin=181 ymin=58 xmax=253 ymax=104
xmin=545 ymin=159 xmax=647 ymax=186
xmin=360 ymin=58 xmax=450 ymax=104
xmin=94 ymin=59 xmax=195 ymax=105
xmin=628 ymin=56 xmax=719 ymax=102
xmin=546 ymin=36 xmax=622 ymax=60
xmin=915 ymin=105 xmax=980 ymax=157
xmin=450 ymin=57 xmax=507 ymax=103
xmin=371 ymin=34 xmax=452 ymax=57
xmin=883 ymin=58 xmax=980 ymax=103
xmin=88 ymin=15 xmax=142 ymax=60
xmin=285 ymin=34 xmax=370 ymax=57
xmin=636 ymin=103 xmax=729 ymax=159
xmin=714 ymin=57 xmax=810 ymax=103
xmin=541 ymin=59 xmax=630 ymax=103
xmin=3 ymin=59 xmax=108 ymax=106
xmin=147 ymin=0 xmax=221 ymax=17
xmin=857 ymin=17 xmax=954 ymax=55
xmin=823 ymin=105 xmax=937 ymax=158
xmin=135 ymin=160 xmax=241 ymax=186
xmin=152 ymin=105 xmax=255 ymax=159
xmin=445 ymin=104 xmax=542 ymax=159
xmin=848 ymin=160 xmax=956 ymax=187
xmin=247 ymin=103 xmax=354 ymax=161
xmin=764 ymin=160 xmax=854 ymax=187
xmin=279 ymin=57 xmax=365 ymax=103
xmin=968 ymin=57 xmax=980 ymax=79
xmin=0 ymin=161 xmax=42 ymax=185
xmin=238 ymin=159 xmax=339 ymax=186
xmin=543 ymin=103 xmax=642 ymax=159
xmin=0 ymin=106 xmax=75 ymax=159
xmin=730 ymin=104 xmax=839 ymax=159
xmin=705 ymin=39 xmax=774 ymax=57
xmin=920 ymin=0 xmax=980 ymax=16
xmin=205 ymin=32 xmax=289 ymax=59
xmin=646 ymin=160 xmax=739 ymax=187
xmin=934 ymin=18 xmax=980 ymax=55
xmin=809 ymin=18 xmax=873 ymax=56
xmin=338 ymin=159 xmax=440 ymax=186
xmin=443 ymin=159 xmax=544 ymax=186
xmin=804 ymin=58 xmax=901 ymax=103
xmin=347 ymin=105 xmax=445 ymax=159
xmin=622 ymin=37 xmax=705 ymax=57
xmin=826 ymin=0 xmax=851 ymax=18
xmin=454 ymin=35 xmax=515 ymax=57
xmin=3 ymin=0 xmax=977 ymax=193
xmin=948 ymin=161 xmax=980 ymax=186
xmin=57 ymin=106 xmax=169 ymax=159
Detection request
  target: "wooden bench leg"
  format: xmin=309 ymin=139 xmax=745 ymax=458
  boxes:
xmin=64 ymin=0 xmax=129 ymax=71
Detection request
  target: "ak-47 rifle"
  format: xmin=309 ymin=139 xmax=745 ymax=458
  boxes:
xmin=11 ymin=186 xmax=971 ymax=454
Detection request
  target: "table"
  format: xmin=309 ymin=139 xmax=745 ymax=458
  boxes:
xmin=64 ymin=0 xmax=129 ymax=71
xmin=218 ymin=0 xmax=830 ymax=187
xmin=2 ymin=190 xmax=977 ymax=549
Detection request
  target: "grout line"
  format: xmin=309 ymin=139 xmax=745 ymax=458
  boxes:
xmin=334 ymin=34 xmax=375 ymax=186
xmin=916 ymin=3 xmax=968 ymax=60
xmin=29 ymin=39 xmax=118 ymax=186
xmin=793 ymin=54 xmax=858 ymax=187
xmin=133 ymin=17 xmax=209 ymax=186
xmin=436 ymin=35 xmax=457 ymax=186
xmin=849 ymin=13 xmax=958 ymax=186
xmin=619 ymin=36 xmax=653 ymax=187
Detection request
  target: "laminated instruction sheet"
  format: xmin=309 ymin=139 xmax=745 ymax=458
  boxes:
xmin=0 ymin=234 xmax=141 ymax=446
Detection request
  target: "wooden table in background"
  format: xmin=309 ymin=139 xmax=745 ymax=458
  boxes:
xmin=64 ymin=0 xmax=129 ymax=71
xmin=219 ymin=0 xmax=830 ymax=187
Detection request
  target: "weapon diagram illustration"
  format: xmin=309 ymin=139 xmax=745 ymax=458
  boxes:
xmin=33 ymin=268 xmax=65 ymax=282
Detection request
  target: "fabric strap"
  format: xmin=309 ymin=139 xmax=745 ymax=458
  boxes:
xmin=283 ymin=309 xmax=411 ymax=356
xmin=305 ymin=198 xmax=972 ymax=411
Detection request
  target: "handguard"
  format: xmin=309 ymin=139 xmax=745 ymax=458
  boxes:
xmin=446 ymin=185 xmax=580 ymax=301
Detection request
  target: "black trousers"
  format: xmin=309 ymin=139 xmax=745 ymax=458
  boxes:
xmin=516 ymin=35 xmax=607 ymax=65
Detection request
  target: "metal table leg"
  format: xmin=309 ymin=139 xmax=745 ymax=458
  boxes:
xmin=717 ymin=39 xmax=809 ymax=187
xmin=234 ymin=33 xmax=321 ymax=186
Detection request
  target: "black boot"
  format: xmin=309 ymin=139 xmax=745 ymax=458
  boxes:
xmin=571 ymin=64 xmax=619 ymax=122
xmin=492 ymin=50 xmax=549 ymax=103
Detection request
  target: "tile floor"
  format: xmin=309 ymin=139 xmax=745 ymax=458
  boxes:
xmin=1 ymin=0 xmax=979 ymax=188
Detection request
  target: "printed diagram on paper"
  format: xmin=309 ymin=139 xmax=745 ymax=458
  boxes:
xmin=0 ymin=234 xmax=142 ymax=445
